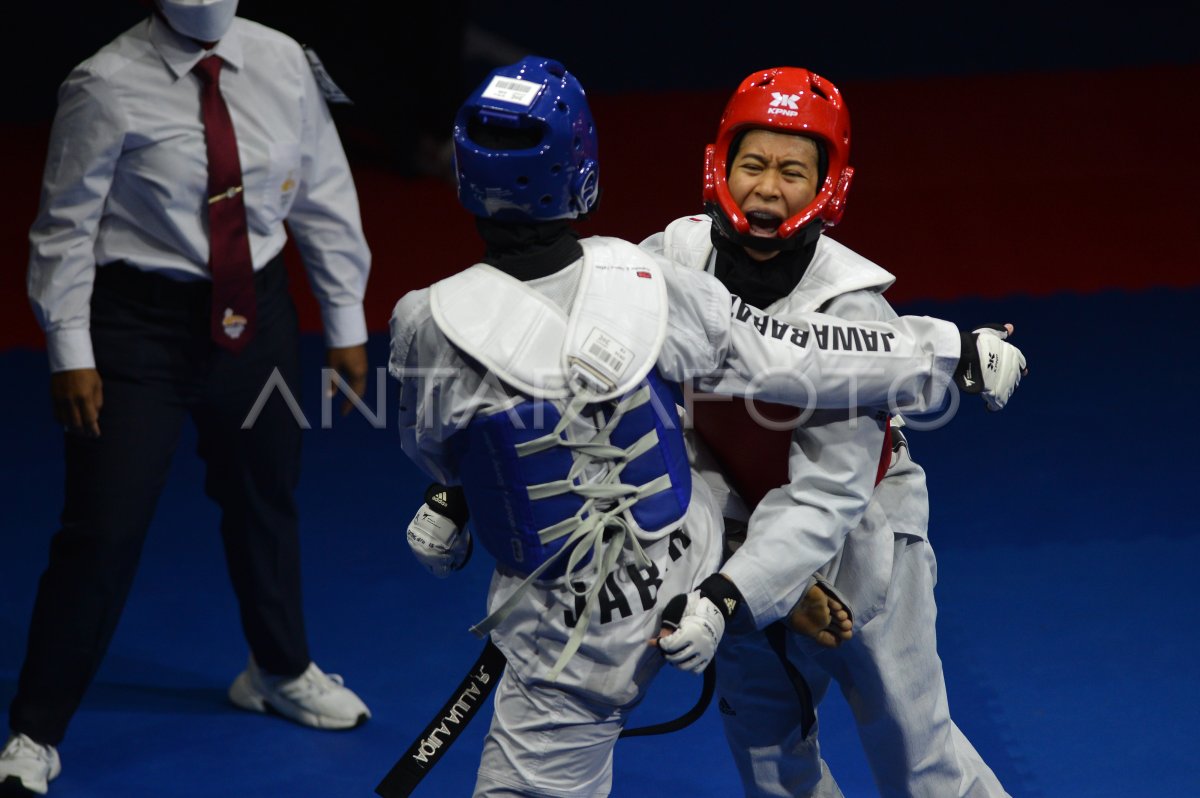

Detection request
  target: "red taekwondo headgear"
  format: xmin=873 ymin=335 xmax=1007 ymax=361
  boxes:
xmin=703 ymin=67 xmax=853 ymax=250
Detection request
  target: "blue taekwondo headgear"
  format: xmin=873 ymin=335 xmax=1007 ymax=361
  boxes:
xmin=453 ymin=56 xmax=599 ymax=221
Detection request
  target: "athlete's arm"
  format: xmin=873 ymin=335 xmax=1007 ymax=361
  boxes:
xmin=655 ymin=259 xmax=961 ymax=415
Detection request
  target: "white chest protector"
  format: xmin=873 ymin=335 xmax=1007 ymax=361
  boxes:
xmin=658 ymin=215 xmax=896 ymax=314
xmin=660 ymin=215 xmax=902 ymax=509
xmin=430 ymin=237 xmax=692 ymax=678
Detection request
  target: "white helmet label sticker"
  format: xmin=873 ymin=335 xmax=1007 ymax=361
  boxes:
xmin=482 ymin=76 xmax=542 ymax=107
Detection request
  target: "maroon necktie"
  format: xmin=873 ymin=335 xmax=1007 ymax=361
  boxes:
xmin=194 ymin=55 xmax=256 ymax=352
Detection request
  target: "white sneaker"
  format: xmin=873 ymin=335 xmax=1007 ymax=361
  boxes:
xmin=0 ymin=733 xmax=61 ymax=795
xmin=228 ymin=658 xmax=370 ymax=730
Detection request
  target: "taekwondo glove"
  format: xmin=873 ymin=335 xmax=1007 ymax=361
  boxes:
xmin=954 ymin=324 xmax=1028 ymax=412
xmin=406 ymin=483 xmax=472 ymax=578
xmin=658 ymin=574 xmax=745 ymax=673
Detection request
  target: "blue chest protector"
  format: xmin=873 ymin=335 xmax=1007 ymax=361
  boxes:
xmin=447 ymin=369 xmax=691 ymax=580
xmin=430 ymin=239 xmax=694 ymax=680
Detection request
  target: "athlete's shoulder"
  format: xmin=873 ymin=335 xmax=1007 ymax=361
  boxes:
xmin=806 ymin=239 xmax=900 ymax=321
xmin=580 ymin=235 xmax=661 ymax=268
xmin=581 ymin=234 xmax=646 ymax=252
xmin=392 ymin=284 xmax=432 ymax=316
xmin=388 ymin=287 xmax=435 ymax=368
xmin=664 ymin=214 xmax=712 ymax=236
xmin=811 ymin=235 xmax=896 ymax=293
xmin=656 ymin=214 xmax=714 ymax=271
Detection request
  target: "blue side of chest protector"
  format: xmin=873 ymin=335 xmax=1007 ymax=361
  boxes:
xmin=447 ymin=371 xmax=692 ymax=580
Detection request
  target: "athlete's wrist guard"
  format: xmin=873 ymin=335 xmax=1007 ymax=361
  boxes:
xmin=698 ymin=573 xmax=745 ymax=623
xmin=954 ymin=330 xmax=987 ymax=395
xmin=424 ymin=483 xmax=469 ymax=526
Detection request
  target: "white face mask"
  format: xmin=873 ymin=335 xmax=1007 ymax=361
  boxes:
xmin=158 ymin=0 xmax=239 ymax=43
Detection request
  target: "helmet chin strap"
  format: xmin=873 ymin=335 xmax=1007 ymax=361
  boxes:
xmin=705 ymin=203 xmax=825 ymax=254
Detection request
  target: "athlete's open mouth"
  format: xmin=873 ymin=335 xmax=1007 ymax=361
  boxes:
xmin=745 ymin=210 xmax=783 ymax=235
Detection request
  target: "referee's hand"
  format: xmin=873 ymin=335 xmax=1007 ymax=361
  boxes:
xmin=325 ymin=344 xmax=368 ymax=417
xmin=52 ymin=368 xmax=103 ymax=438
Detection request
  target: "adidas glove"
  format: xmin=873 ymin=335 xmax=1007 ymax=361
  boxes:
xmin=406 ymin=483 xmax=472 ymax=578
xmin=954 ymin=323 xmax=1028 ymax=412
xmin=658 ymin=574 xmax=744 ymax=674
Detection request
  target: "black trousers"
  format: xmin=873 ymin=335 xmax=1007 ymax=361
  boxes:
xmin=10 ymin=256 xmax=311 ymax=745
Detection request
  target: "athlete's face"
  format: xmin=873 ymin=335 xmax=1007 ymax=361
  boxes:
xmin=727 ymin=130 xmax=820 ymax=262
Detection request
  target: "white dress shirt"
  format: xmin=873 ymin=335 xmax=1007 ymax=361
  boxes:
xmin=27 ymin=15 xmax=371 ymax=372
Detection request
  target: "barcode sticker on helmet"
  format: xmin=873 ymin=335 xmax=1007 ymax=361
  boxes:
xmin=481 ymin=76 xmax=542 ymax=107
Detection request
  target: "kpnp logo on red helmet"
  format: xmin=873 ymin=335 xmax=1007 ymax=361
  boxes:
xmin=768 ymin=92 xmax=801 ymax=116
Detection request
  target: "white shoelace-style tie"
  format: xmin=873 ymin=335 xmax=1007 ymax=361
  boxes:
xmin=469 ymin=385 xmax=676 ymax=681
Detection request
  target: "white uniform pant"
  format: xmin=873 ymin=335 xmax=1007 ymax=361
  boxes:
xmin=474 ymin=492 xmax=724 ymax=797
xmin=473 ymin=670 xmax=630 ymax=798
xmin=716 ymin=536 xmax=1009 ymax=798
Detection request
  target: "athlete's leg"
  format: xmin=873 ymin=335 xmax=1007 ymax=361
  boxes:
xmin=716 ymin=627 xmax=844 ymax=798
xmin=815 ymin=536 xmax=1009 ymax=798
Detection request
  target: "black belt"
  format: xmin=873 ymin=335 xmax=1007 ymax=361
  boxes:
xmin=94 ymin=252 xmax=286 ymax=308
xmin=765 ymin=622 xmax=817 ymax=739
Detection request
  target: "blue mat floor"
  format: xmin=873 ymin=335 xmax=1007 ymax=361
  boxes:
xmin=2 ymin=287 xmax=1198 ymax=796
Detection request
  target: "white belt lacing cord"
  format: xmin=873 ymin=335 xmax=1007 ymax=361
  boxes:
xmin=469 ymin=386 xmax=676 ymax=681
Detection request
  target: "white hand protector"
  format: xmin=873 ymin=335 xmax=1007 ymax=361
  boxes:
xmin=658 ymin=591 xmax=725 ymax=673
xmin=955 ymin=324 xmax=1028 ymax=411
xmin=658 ymin=573 xmax=744 ymax=673
xmin=406 ymin=484 xmax=471 ymax=578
